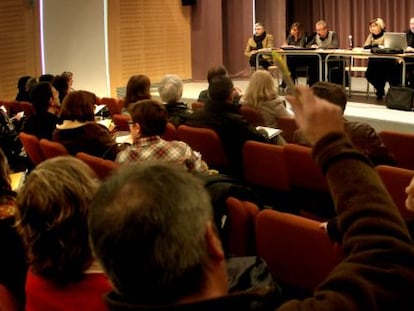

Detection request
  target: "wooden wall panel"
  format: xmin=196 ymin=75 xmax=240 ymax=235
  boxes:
xmin=0 ymin=0 xmax=40 ymax=100
xmin=108 ymin=0 xmax=192 ymax=98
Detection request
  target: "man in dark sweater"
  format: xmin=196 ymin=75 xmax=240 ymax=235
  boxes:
xmin=89 ymin=85 xmax=414 ymax=311
xmin=186 ymin=75 xmax=269 ymax=177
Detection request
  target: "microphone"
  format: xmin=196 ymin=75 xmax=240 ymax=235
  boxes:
xmin=348 ymin=35 xmax=353 ymax=49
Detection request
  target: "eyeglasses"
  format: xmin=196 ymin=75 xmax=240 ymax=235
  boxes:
xmin=127 ymin=121 xmax=134 ymax=125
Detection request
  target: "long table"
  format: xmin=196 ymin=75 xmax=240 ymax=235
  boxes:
xmin=256 ymin=48 xmax=414 ymax=94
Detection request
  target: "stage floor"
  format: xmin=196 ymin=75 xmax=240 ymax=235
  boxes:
xmin=151 ymin=77 xmax=414 ymax=133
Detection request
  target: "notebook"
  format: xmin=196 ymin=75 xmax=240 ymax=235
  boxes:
xmin=383 ymin=32 xmax=407 ymax=51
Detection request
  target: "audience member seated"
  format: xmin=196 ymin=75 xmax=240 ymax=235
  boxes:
xmin=364 ymin=17 xmax=402 ymax=100
xmin=88 ymin=85 xmax=414 ymax=310
xmin=186 ymin=75 xmax=271 ymax=178
xmin=241 ymin=70 xmax=292 ymax=128
xmin=61 ymin=71 xmax=75 ymax=91
xmin=38 ymin=74 xmax=54 ymax=83
xmin=0 ymin=106 xmax=24 ymax=171
xmin=88 ymin=162 xmax=278 ymax=310
xmin=244 ymin=22 xmax=273 ymax=70
xmin=405 ymin=17 xmax=414 ymax=87
xmin=0 ymin=148 xmax=27 ymax=309
xmin=306 ymin=20 xmax=340 ymax=86
xmin=15 ymin=76 xmax=32 ymax=102
xmin=281 ymin=22 xmax=308 ymax=87
xmin=116 ymin=99 xmax=208 ymax=173
xmin=15 ymin=156 xmax=111 ymax=310
xmin=22 ymin=82 xmax=60 ymax=140
xmin=53 ymin=90 xmax=118 ymax=160
xmin=157 ymin=74 xmax=192 ymax=126
xmin=52 ymin=74 xmax=70 ymax=104
xmin=24 ymin=77 xmax=38 ymax=103
xmin=123 ymin=74 xmax=151 ymax=113
xmin=293 ymin=81 xmax=395 ymax=166
xmin=198 ymin=65 xmax=242 ymax=105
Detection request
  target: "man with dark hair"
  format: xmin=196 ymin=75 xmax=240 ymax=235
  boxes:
xmin=22 ymin=82 xmax=59 ymax=140
xmin=197 ymin=65 xmax=242 ymax=104
xmin=293 ymin=81 xmax=395 ymax=166
xmin=244 ymin=22 xmax=274 ymax=70
xmin=39 ymin=74 xmax=55 ymax=83
xmin=89 ymin=85 xmax=414 ymax=311
xmin=187 ymin=75 xmax=269 ymax=177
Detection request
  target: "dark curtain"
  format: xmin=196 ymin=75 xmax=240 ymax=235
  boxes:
xmin=288 ymin=0 xmax=414 ymax=48
xmin=191 ymin=0 xmax=414 ymax=80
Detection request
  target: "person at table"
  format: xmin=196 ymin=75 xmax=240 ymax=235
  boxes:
xmin=282 ymin=22 xmax=306 ymax=48
xmin=406 ymin=17 xmax=414 ymax=88
xmin=244 ymin=22 xmax=274 ymax=70
xmin=364 ymin=17 xmax=401 ymax=100
xmin=281 ymin=22 xmax=308 ymax=87
xmin=307 ymin=20 xmax=339 ymax=49
xmin=305 ymin=20 xmax=340 ymax=86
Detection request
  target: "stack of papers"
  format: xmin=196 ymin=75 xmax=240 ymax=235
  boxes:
xmin=256 ymin=126 xmax=282 ymax=139
xmin=115 ymin=134 xmax=132 ymax=144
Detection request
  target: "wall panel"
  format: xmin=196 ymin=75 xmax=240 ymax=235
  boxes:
xmin=0 ymin=0 xmax=40 ymax=100
xmin=108 ymin=0 xmax=192 ymax=97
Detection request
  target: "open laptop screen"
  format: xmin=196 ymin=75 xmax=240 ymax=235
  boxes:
xmin=384 ymin=32 xmax=407 ymax=50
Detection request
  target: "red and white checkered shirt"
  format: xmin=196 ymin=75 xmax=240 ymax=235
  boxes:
xmin=116 ymin=135 xmax=206 ymax=172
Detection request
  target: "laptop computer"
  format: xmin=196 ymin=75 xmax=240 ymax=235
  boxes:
xmin=384 ymin=32 xmax=407 ymax=51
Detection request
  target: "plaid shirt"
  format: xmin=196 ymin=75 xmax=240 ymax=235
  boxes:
xmin=116 ymin=136 xmax=205 ymax=172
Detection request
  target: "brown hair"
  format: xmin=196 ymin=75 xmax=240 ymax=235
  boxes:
xmin=290 ymin=22 xmax=304 ymax=38
xmin=59 ymin=90 xmax=96 ymax=122
xmin=206 ymin=66 xmax=228 ymax=83
xmin=129 ymin=99 xmax=168 ymax=137
xmin=124 ymin=75 xmax=151 ymax=108
xmin=311 ymin=81 xmax=347 ymax=113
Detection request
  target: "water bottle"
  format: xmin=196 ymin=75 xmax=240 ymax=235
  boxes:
xmin=348 ymin=35 xmax=353 ymax=50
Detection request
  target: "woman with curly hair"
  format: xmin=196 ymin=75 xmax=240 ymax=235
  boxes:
xmin=15 ymin=156 xmax=111 ymax=310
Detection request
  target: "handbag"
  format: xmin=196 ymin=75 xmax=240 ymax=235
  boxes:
xmin=385 ymin=86 xmax=414 ymax=111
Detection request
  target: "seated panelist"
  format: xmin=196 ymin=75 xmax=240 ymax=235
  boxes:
xmin=244 ymin=22 xmax=274 ymax=70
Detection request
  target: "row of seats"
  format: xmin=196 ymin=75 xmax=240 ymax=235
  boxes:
xmin=18 ymin=132 xmax=69 ymax=165
xmin=225 ymin=196 xmax=344 ymax=297
xmin=19 ymin=121 xmax=414 ymax=220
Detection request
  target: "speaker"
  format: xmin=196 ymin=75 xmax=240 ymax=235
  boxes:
xmin=182 ymin=0 xmax=196 ymax=5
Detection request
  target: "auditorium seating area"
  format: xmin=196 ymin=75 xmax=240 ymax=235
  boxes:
xmin=3 ymin=92 xmax=414 ymax=305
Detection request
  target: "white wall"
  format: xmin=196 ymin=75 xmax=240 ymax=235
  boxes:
xmin=42 ymin=0 xmax=109 ymax=97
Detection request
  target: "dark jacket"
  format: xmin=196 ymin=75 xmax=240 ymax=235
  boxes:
xmin=22 ymin=112 xmax=59 ymax=140
xmin=185 ymin=99 xmax=268 ymax=177
xmin=406 ymin=29 xmax=414 ymax=48
xmin=165 ymin=102 xmax=193 ymax=127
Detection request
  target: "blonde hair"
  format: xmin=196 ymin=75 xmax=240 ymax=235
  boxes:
xmin=369 ymin=17 xmax=385 ymax=31
xmin=242 ymin=70 xmax=277 ymax=108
